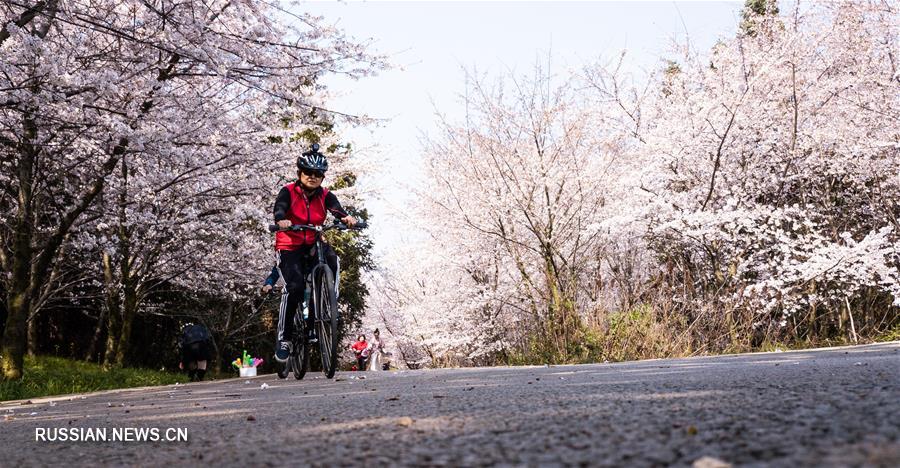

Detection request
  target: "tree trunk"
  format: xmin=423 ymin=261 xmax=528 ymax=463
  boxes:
xmin=543 ymin=243 xmax=577 ymax=362
xmin=806 ymin=280 xmax=817 ymax=340
xmin=102 ymin=251 xmax=121 ymax=365
xmin=1 ymin=114 xmax=37 ymax=381
xmin=103 ymin=313 xmax=120 ymax=365
xmin=85 ymin=305 xmax=107 ymax=362
xmin=838 ymin=303 xmax=847 ymax=338
xmin=0 ymin=301 xmax=6 ymax=341
xmin=26 ymin=313 xmax=38 ymax=356
xmin=2 ymin=289 xmax=29 ymax=380
xmin=114 ymin=283 xmax=138 ymax=366
xmin=111 ymin=157 xmax=135 ymax=367
xmin=209 ymin=333 xmax=221 ymax=373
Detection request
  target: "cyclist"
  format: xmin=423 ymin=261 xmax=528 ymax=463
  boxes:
xmin=272 ymin=143 xmax=356 ymax=363
xmin=260 ymin=266 xmax=280 ymax=295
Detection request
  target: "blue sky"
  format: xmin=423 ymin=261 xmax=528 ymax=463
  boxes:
xmin=286 ymin=1 xmax=745 ymax=256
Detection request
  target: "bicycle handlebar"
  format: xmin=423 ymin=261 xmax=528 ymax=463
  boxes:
xmin=268 ymin=220 xmax=368 ymax=233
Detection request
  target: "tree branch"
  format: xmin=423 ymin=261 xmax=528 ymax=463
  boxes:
xmin=0 ymin=0 xmax=55 ymax=46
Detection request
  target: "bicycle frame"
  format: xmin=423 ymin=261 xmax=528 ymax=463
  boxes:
xmin=272 ymin=222 xmax=347 ymax=301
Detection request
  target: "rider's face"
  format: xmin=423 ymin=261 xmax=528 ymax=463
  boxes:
xmin=299 ymin=169 xmax=323 ymax=189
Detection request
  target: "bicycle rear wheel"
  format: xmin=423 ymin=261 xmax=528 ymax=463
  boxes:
xmin=314 ymin=266 xmax=340 ymax=379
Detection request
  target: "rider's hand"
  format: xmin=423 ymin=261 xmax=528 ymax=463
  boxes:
xmin=341 ymin=215 xmax=357 ymax=227
xmin=276 ymin=219 xmax=291 ymax=229
xmin=260 ymin=284 xmax=273 ymax=295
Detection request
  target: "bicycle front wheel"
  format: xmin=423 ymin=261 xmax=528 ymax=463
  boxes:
xmin=291 ymin=333 xmax=309 ymax=380
xmin=314 ymin=266 xmax=340 ymax=379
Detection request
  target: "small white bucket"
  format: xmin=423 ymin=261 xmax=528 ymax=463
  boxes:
xmin=239 ymin=367 xmax=257 ymax=377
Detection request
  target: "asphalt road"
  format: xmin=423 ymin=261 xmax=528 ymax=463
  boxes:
xmin=1 ymin=342 xmax=898 ymax=467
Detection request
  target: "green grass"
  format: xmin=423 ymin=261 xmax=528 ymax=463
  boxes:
xmin=875 ymin=322 xmax=900 ymax=343
xmin=0 ymin=355 xmax=190 ymax=402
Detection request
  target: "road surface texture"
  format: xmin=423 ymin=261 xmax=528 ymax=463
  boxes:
xmin=1 ymin=342 xmax=897 ymax=467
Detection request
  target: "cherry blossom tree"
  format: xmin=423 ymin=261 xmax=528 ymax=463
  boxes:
xmin=627 ymin=0 xmax=899 ymax=343
xmin=375 ymin=0 xmax=898 ymax=365
xmin=0 ymin=0 xmax=383 ymax=379
xmin=372 ymin=66 xmax=630 ymax=364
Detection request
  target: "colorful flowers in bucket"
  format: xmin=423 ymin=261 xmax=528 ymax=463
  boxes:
xmin=232 ymin=350 xmax=263 ymax=376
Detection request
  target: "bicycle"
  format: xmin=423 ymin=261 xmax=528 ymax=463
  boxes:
xmin=269 ymin=220 xmax=366 ymax=379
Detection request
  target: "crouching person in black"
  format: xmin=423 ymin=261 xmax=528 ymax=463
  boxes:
xmin=179 ymin=323 xmax=213 ymax=381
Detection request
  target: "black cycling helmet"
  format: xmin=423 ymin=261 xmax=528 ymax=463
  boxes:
xmin=297 ymin=143 xmax=328 ymax=173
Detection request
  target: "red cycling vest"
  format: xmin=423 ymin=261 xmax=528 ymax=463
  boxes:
xmin=275 ymin=183 xmax=330 ymax=250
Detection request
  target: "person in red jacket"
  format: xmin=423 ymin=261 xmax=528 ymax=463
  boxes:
xmin=350 ymin=334 xmax=369 ymax=371
xmin=272 ymin=144 xmax=356 ymax=362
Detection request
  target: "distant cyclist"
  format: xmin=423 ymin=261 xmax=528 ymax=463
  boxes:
xmin=272 ymin=143 xmax=356 ymax=363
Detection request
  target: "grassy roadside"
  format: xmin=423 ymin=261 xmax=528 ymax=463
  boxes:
xmin=875 ymin=323 xmax=900 ymax=342
xmin=0 ymin=355 xmax=191 ymax=402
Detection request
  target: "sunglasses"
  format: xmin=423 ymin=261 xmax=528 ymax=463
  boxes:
xmin=300 ymin=169 xmax=325 ymax=179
